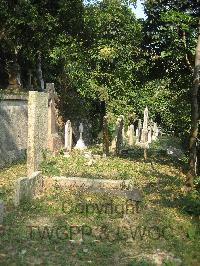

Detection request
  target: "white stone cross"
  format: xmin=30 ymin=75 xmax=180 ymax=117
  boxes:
xmin=75 ymin=122 xmax=87 ymax=150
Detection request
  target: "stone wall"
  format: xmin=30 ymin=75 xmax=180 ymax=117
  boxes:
xmin=0 ymin=94 xmax=28 ymax=168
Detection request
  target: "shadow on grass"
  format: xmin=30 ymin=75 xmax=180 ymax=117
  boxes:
xmin=119 ymin=147 xmax=188 ymax=173
xmin=0 ymin=158 xmax=26 ymax=172
xmin=0 ymin=159 xmax=26 ymax=201
xmin=140 ymin=162 xmax=200 ymax=218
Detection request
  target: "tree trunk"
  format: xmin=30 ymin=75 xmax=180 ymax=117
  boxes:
xmin=186 ymin=20 xmax=200 ymax=188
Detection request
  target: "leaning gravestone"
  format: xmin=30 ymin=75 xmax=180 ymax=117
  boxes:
xmin=27 ymin=91 xmax=48 ymax=177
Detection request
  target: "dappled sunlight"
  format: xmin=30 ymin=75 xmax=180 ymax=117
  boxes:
xmin=0 ymin=147 xmax=199 ymax=265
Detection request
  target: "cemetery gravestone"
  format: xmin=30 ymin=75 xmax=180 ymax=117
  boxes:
xmin=65 ymin=120 xmax=73 ymax=152
xmin=138 ymin=119 xmax=142 ymax=142
xmin=121 ymin=117 xmax=127 ymax=146
xmin=128 ymin=124 xmax=135 ymax=146
xmin=6 ymin=61 xmax=21 ymax=92
xmin=153 ymin=122 xmax=159 ymax=140
xmin=14 ymin=172 xmax=43 ymax=206
xmin=111 ymin=120 xmax=118 ymax=152
xmin=148 ymin=125 xmax=152 ymax=143
xmin=48 ymin=100 xmax=60 ymax=151
xmin=27 ymin=91 xmax=48 ymax=177
xmin=75 ymin=123 xmax=87 ymax=150
xmin=116 ymin=116 xmax=124 ymax=155
xmin=141 ymin=107 xmax=149 ymax=143
xmin=46 ymin=83 xmax=63 ymax=153
xmin=103 ymin=116 xmax=109 ymax=156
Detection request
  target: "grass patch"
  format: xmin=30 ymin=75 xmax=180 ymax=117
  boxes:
xmin=0 ymin=145 xmax=199 ymax=265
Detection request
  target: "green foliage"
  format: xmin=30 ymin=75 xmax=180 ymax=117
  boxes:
xmin=0 ymin=0 xmax=84 ymax=88
xmin=142 ymin=0 xmax=199 ymax=136
xmin=182 ymin=190 xmax=200 ymax=217
xmin=0 ymin=0 xmax=199 ymax=140
xmin=50 ymin=0 xmax=143 ymax=109
xmin=40 ymin=160 xmax=61 ymax=176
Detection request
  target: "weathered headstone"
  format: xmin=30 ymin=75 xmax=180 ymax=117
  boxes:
xmin=128 ymin=124 xmax=135 ymax=146
xmin=116 ymin=116 xmax=124 ymax=155
xmin=141 ymin=107 xmax=148 ymax=143
xmin=14 ymin=177 xmax=29 ymax=206
xmin=6 ymin=61 xmax=21 ymax=92
xmin=0 ymin=200 xmax=4 ymax=224
xmin=136 ymin=128 xmax=139 ymax=143
xmin=138 ymin=119 xmax=142 ymax=142
xmin=103 ymin=116 xmax=109 ymax=156
xmin=121 ymin=116 xmax=127 ymax=146
xmin=65 ymin=120 xmax=73 ymax=152
xmin=111 ymin=119 xmax=118 ymax=151
xmin=52 ymin=176 xmax=142 ymax=201
xmin=46 ymin=83 xmax=63 ymax=153
xmin=14 ymin=172 xmax=43 ymax=206
xmin=148 ymin=125 xmax=152 ymax=143
xmin=75 ymin=123 xmax=87 ymax=150
xmin=48 ymin=101 xmax=58 ymax=146
xmin=143 ymin=107 xmax=149 ymax=129
xmin=152 ymin=122 xmax=158 ymax=141
xmin=27 ymin=91 xmax=48 ymax=177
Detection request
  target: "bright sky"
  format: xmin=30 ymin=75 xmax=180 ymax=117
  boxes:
xmin=131 ymin=0 xmax=146 ymax=19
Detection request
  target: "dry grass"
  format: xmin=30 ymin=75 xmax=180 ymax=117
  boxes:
xmin=0 ymin=145 xmax=199 ymax=265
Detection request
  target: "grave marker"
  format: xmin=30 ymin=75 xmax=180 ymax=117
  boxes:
xmin=46 ymin=83 xmax=63 ymax=153
xmin=14 ymin=172 xmax=43 ymax=206
xmin=128 ymin=124 xmax=135 ymax=146
xmin=27 ymin=91 xmax=48 ymax=177
xmin=141 ymin=107 xmax=148 ymax=143
xmin=75 ymin=123 xmax=87 ymax=149
xmin=152 ymin=122 xmax=158 ymax=141
xmin=65 ymin=120 xmax=73 ymax=151
xmin=138 ymin=119 xmax=142 ymax=142
xmin=148 ymin=125 xmax=152 ymax=143
xmin=116 ymin=116 xmax=124 ymax=155
xmin=103 ymin=116 xmax=109 ymax=156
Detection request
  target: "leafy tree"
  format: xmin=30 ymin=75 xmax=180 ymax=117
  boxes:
xmin=0 ymin=0 xmax=84 ymax=89
xmin=187 ymin=21 xmax=200 ymax=187
xmin=143 ymin=0 xmax=200 ymax=185
xmin=50 ymin=0 xmax=143 ymax=128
